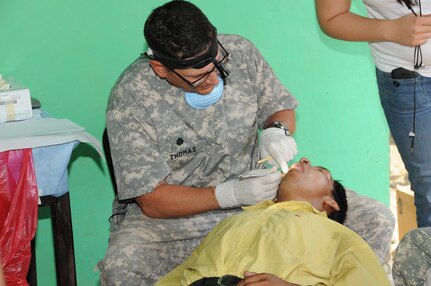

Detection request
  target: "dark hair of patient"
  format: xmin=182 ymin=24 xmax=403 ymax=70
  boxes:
xmin=328 ymin=180 xmax=348 ymax=224
xmin=144 ymin=0 xmax=217 ymax=60
xmin=397 ymin=0 xmax=417 ymax=9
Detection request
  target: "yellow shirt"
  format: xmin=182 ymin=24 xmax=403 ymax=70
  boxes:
xmin=157 ymin=201 xmax=390 ymax=286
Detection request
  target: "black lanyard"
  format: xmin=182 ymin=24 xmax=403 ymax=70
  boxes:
xmin=408 ymin=0 xmax=423 ymax=154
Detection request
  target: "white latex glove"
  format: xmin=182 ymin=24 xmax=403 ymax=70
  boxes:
xmin=215 ymin=167 xmax=281 ymax=208
xmin=259 ymin=127 xmax=298 ymax=173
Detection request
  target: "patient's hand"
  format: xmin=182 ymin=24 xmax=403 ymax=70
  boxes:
xmin=236 ymin=272 xmax=300 ymax=286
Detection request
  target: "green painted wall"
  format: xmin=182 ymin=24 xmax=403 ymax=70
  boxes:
xmin=0 ymin=0 xmax=389 ymax=285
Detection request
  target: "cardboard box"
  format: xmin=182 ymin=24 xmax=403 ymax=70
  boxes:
xmin=396 ymin=185 xmax=417 ymax=240
xmin=0 ymin=76 xmax=32 ymax=122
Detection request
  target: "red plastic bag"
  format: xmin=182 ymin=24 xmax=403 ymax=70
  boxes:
xmin=0 ymin=149 xmax=38 ymax=286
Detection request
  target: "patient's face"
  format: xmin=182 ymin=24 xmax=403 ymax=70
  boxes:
xmin=277 ymin=157 xmax=334 ymax=208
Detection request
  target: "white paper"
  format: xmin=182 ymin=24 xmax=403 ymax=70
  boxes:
xmin=0 ymin=118 xmax=84 ymax=139
xmin=0 ymin=117 xmax=104 ymax=159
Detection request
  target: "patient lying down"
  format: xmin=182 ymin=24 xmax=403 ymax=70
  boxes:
xmin=157 ymin=157 xmax=390 ymax=286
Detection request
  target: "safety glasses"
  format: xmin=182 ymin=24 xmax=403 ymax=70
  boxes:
xmin=166 ymin=41 xmax=230 ymax=88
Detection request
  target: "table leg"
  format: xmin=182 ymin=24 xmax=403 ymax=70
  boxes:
xmin=50 ymin=193 xmax=77 ymax=286
xmin=27 ymin=239 xmax=37 ymax=286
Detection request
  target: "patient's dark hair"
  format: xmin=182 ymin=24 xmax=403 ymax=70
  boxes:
xmin=397 ymin=0 xmax=417 ymax=10
xmin=328 ymin=180 xmax=348 ymax=224
xmin=144 ymin=0 xmax=217 ymax=59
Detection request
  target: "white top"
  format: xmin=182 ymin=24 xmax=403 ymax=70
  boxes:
xmin=363 ymin=0 xmax=431 ymax=76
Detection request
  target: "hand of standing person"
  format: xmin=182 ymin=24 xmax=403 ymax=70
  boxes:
xmin=315 ymin=0 xmax=431 ymax=46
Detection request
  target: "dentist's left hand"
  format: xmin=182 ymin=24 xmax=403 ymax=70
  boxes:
xmin=260 ymin=127 xmax=298 ymax=173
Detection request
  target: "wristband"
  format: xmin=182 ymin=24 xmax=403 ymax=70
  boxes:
xmin=268 ymin=121 xmax=290 ymax=136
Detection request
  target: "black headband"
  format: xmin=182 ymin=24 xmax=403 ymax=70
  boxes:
xmin=145 ymin=37 xmax=219 ymax=69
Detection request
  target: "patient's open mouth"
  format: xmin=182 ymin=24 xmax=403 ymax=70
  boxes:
xmin=290 ymin=163 xmax=303 ymax=172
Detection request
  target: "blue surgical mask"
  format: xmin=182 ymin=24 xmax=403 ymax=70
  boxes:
xmin=184 ymin=77 xmax=224 ymax=109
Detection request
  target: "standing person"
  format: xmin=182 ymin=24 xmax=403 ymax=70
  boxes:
xmin=98 ymin=1 xmax=298 ymax=284
xmin=315 ymin=0 xmax=431 ymax=227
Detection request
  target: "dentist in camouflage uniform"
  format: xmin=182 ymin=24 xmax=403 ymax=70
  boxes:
xmin=98 ymin=1 xmax=298 ymax=285
xmin=393 ymin=227 xmax=431 ymax=286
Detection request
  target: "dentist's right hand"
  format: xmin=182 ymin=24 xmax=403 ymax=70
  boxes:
xmin=215 ymin=167 xmax=281 ymax=208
